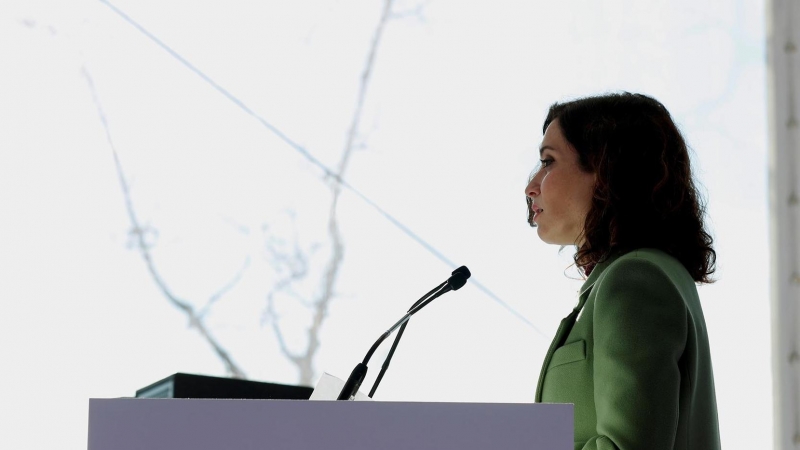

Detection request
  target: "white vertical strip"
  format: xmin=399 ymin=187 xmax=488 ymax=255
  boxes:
xmin=768 ymin=0 xmax=800 ymax=448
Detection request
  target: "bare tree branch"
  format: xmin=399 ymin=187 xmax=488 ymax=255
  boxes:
xmin=389 ymin=0 xmax=430 ymax=22
xmin=265 ymin=0 xmax=396 ymax=386
xmin=199 ymin=256 xmax=251 ymax=318
xmin=263 ymin=234 xmax=317 ymax=310
xmin=82 ymin=66 xmax=247 ymax=379
xmin=218 ymin=213 xmax=251 ymax=235
xmin=261 ymin=220 xmax=312 ymax=365
xmin=91 ymin=0 xmax=399 ymax=385
xmin=306 ymin=0 xmax=395 ymax=385
xmin=265 ymin=291 xmax=302 ymax=365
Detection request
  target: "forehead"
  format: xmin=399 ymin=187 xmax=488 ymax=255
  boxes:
xmin=540 ymin=120 xmax=567 ymax=155
xmin=542 ymin=119 xmax=565 ymax=144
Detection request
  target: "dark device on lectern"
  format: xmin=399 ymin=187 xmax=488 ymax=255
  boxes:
xmin=135 ymin=373 xmax=313 ymax=400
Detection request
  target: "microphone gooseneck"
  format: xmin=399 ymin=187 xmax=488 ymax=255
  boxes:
xmin=337 ymin=266 xmax=471 ymax=400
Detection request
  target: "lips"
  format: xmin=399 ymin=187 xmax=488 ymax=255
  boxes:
xmin=531 ymin=204 xmax=543 ymax=221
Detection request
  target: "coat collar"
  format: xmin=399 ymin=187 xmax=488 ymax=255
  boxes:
xmin=577 ymin=250 xmax=625 ymax=300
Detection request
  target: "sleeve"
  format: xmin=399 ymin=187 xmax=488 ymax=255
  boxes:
xmin=579 ymin=257 xmax=688 ymax=450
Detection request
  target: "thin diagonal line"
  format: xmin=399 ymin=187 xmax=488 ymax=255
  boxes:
xmin=346 ymin=187 xmax=543 ymax=334
xmin=99 ymin=0 xmax=543 ymax=336
xmin=99 ymin=0 xmax=339 ymax=182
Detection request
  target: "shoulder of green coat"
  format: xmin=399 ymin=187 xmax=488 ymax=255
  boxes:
xmin=604 ymin=248 xmax=692 ymax=285
xmin=593 ymin=248 xmax=689 ymax=311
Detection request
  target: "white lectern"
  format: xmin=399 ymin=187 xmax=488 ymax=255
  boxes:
xmin=88 ymin=398 xmax=572 ymax=449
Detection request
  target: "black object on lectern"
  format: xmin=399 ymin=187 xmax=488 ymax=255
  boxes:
xmin=135 ymin=373 xmax=313 ymax=400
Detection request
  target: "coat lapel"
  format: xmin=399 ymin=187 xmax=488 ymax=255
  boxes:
xmin=534 ymin=252 xmax=623 ymax=402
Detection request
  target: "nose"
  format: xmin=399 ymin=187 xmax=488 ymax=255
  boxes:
xmin=525 ymin=168 xmax=541 ymax=198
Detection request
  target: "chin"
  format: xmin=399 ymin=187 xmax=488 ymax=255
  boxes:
xmin=536 ymin=228 xmax=571 ymax=246
xmin=536 ymin=228 xmax=556 ymax=245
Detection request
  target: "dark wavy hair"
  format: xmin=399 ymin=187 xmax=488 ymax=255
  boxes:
xmin=528 ymin=92 xmax=716 ymax=283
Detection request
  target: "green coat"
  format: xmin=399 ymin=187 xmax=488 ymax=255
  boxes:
xmin=535 ymin=248 xmax=721 ymax=450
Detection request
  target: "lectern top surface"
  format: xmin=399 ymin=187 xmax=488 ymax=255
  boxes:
xmin=88 ymin=398 xmax=572 ymax=450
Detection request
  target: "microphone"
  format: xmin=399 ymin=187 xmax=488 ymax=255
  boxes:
xmin=337 ymin=266 xmax=471 ymax=400
xmin=368 ymin=265 xmax=471 ymax=397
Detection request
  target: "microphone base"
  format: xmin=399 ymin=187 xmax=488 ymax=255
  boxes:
xmin=337 ymin=363 xmax=368 ymax=400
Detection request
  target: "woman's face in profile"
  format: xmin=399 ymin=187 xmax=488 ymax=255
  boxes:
xmin=525 ymin=119 xmax=595 ymax=246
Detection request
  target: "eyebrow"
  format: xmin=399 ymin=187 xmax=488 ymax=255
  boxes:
xmin=539 ymin=145 xmax=558 ymax=156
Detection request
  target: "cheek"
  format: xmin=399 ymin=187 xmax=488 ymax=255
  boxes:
xmin=538 ymin=171 xmax=551 ymax=191
xmin=555 ymin=179 xmax=591 ymax=219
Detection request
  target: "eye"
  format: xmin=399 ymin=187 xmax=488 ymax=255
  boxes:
xmin=539 ymin=158 xmax=554 ymax=168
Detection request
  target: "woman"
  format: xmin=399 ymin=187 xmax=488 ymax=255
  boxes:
xmin=525 ymin=93 xmax=721 ymax=450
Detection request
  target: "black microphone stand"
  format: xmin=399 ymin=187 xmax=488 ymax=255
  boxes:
xmin=369 ymin=266 xmax=471 ymax=397
xmin=337 ymin=266 xmax=470 ymax=400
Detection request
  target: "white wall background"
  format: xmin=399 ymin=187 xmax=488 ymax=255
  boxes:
xmin=0 ymin=0 xmax=771 ymax=448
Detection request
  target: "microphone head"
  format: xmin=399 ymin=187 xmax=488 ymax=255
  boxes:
xmin=447 ymin=266 xmax=471 ymax=291
xmin=451 ymin=265 xmax=471 ymax=278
